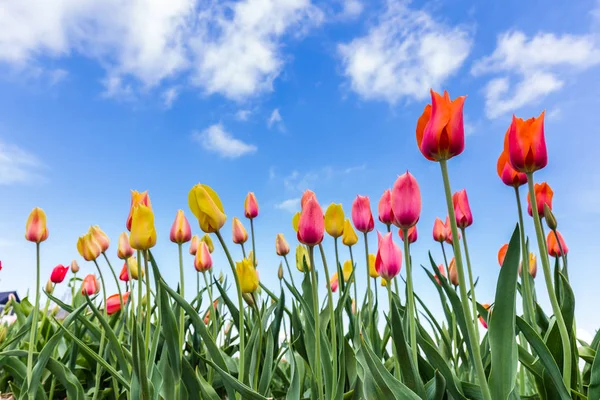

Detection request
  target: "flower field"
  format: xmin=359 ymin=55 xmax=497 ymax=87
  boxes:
xmin=0 ymin=89 xmax=596 ymax=400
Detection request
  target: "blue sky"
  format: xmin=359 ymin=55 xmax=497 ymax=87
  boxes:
xmin=0 ymin=0 xmax=598 ymax=336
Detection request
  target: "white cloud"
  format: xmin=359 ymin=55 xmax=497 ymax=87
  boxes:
xmin=341 ymin=0 xmax=363 ymax=19
xmin=0 ymin=141 xmax=43 ymax=184
xmin=275 ymin=198 xmax=300 ymax=213
xmin=472 ymin=31 xmax=600 ymax=118
xmin=267 ymin=108 xmax=284 ymax=130
xmin=236 ymin=109 xmax=252 ymax=121
xmin=162 ymin=87 xmax=179 ymax=108
xmin=192 ymin=123 xmax=257 ymax=158
xmin=283 ymin=164 xmax=365 ymax=192
xmin=338 ymin=1 xmax=472 ymax=103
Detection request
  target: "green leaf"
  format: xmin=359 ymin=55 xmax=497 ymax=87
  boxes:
xmin=285 ymin=350 xmax=302 ymax=400
xmin=425 ymin=371 xmax=446 ymax=400
xmin=258 ymin=331 xmax=274 ymax=395
xmin=203 ymin=357 xmax=269 ymax=400
xmin=589 ymin=335 xmax=600 ymax=400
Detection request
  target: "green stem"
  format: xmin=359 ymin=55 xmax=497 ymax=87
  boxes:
xmin=349 ymin=246 xmax=359 ymax=330
xmin=363 ymin=233 xmax=373 ymax=331
xmin=440 ymin=159 xmax=492 ymax=400
xmin=515 ymin=187 xmax=536 ymax=328
xmin=196 ymin=272 xmax=200 ymax=309
xmin=26 ymin=243 xmax=41 ymax=395
xmin=203 ymin=271 xmax=216 ymax=383
xmin=252 ymin=292 xmax=262 ymax=390
xmin=144 ymin=251 xmax=151 ymax=347
xmin=250 ymin=219 xmax=257 ymax=271
xmin=178 ymin=244 xmax=185 ymax=350
xmin=334 ymin=237 xmax=344 ymax=294
xmin=387 ymin=284 xmax=401 ymax=378
xmin=319 ymin=243 xmax=337 ymax=384
xmin=309 ymin=246 xmax=323 ymax=400
xmin=283 ymin=255 xmax=296 ymax=289
xmin=103 ymin=252 xmax=124 ymax=312
xmin=215 ymin=231 xmax=246 ymax=395
xmin=452 ymin=313 xmax=458 ymax=375
xmin=526 ymin=173 xmax=571 ymax=389
xmin=40 ymin=292 xmax=51 ymax=341
xmin=441 ymin=242 xmax=449 ymax=270
xmin=92 ymin=260 xmax=108 ymax=400
xmin=460 ymin=228 xmax=480 ymax=339
xmin=241 ymin=242 xmax=247 ymax=259
xmin=402 ymin=229 xmax=419 ymax=373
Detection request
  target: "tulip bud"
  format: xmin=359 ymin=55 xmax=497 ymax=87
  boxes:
xmin=50 ymin=264 xmax=69 ymax=284
xmin=325 ymin=203 xmax=345 ymax=238
xmin=232 ymin=217 xmax=249 ymax=244
xmin=547 ymin=230 xmax=568 ymax=258
xmin=391 ymin=172 xmax=421 ymax=229
xmin=275 ymin=233 xmax=290 ymax=256
xmin=200 ymin=235 xmax=215 ymax=253
xmin=244 ymin=192 xmax=259 ymax=219
xmin=51 ymin=305 xmax=60 ymax=316
xmin=224 ymin=322 xmax=232 ymax=336
xmin=374 ymin=232 xmax=402 ymax=281
xmin=378 ymin=189 xmax=395 ymax=227
xmin=0 ymin=325 xmax=7 ymax=344
xmin=117 ymin=232 xmax=134 ymax=260
xmin=89 ymin=226 xmax=110 ymax=253
xmin=479 ymin=304 xmax=491 ymax=329
xmin=351 ymin=299 xmax=357 ymax=314
xmin=77 ymin=233 xmax=102 ymax=262
xmin=342 ymin=259 xmax=353 ymax=281
xmin=434 ymin=264 xmax=446 ymax=285
xmin=170 ymin=210 xmax=192 ymax=244
xmin=330 ymin=273 xmax=339 ymax=292
xmin=127 ymin=256 xmax=143 ymax=280
xmin=189 ymin=235 xmax=200 ymax=256
xmin=81 ymin=274 xmax=99 ymax=296
xmin=508 ymin=112 xmax=547 ymax=173
xmin=452 ymin=190 xmax=473 ymax=229
xmin=25 ymin=207 xmax=49 ymax=243
xmin=45 ymin=279 xmax=54 ymax=294
xmin=301 ymin=190 xmax=317 ymax=209
xmin=432 ymin=218 xmax=447 ymax=242
xmin=119 ymin=262 xmax=130 ymax=282
xmin=277 ymin=263 xmax=284 ymax=280
xmin=399 ymin=226 xmax=418 ymax=244
xmin=497 ymin=131 xmax=528 ymax=187
xmin=448 ymin=258 xmax=459 ymax=286
xmin=544 ymin=204 xmax=557 ymax=231
xmin=351 ymin=196 xmax=374 ymax=233
xmin=194 ymin=242 xmax=213 ymax=272
xmin=243 ymin=292 xmax=255 ymax=307
xmin=295 ymin=245 xmax=311 ymax=272
xmin=126 ymin=190 xmax=152 ymax=231
xmin=218 ymin=272 xmax=224 ymax=284
xmin=70 ymin=259 xmax=80 ymax=273
xmin=368 ymin=254 xmax=378 ymax=278
xmin=341 ymin=219 xmax=358 ymax=247
xmin=498 ymin=244 xmax=508 ymax=267
xmin=527 ymin=182 xmax=553 ymax=218
xmin=297 ymin=195 xmax=324 ymax=246
xmin=188 ymin=184 xmax=227 ymax=233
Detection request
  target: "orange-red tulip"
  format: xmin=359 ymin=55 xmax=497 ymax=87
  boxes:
xmin=81 ymin=274 xmax=99 ymax=296
xmin=432 ymin=218 xmax=447 ymax=242
xmin=497 ymin=129 xmax=527 ymax=187
xmin=375 ymin=232 xmax=402 ymax=281
xmin=275 ymin=233 xmax=290 ymax=256
xmin=117 ymin=232 xmax=134 ymax=260
xmin=452 ymin=189 xmax=473 ymax=229
xmin=378 ymin=189 xmax=395 ymax=227
xmin=352 ymin=195 xmax=374 ymax=233
xmin=126 ymin=190 xmax=152 ymax=231
xmin=448 ymin=257 xmax=459 ymax=286
xmin=498 ymin=243 xmax=508 ymax=267
xmin=170 ymin=210 xmax=192 ymax=244
xmin=416 ymin=89 xmax=466 ymax=161
xmin=119 ymin=262 xmax=129 ymax=281
xmin=297 ymin=196 xmax=324 ymax=246
xmin=50 ymin=265 xmax=69 ymax=284
xmin=527 ymin=182 xmax=553 ymax=218
xmin=194 ymin=242 xmax=213 ymax=272
xmin=547 ymin=230 xmax=568 ymax=257
xmin=107 ymin=292 xmax=130 ymax=315
xmin=479 ymin=303 xmax=491 ymax=329
xmin=398 ymin=226 xmax=418 ymax=244
xmin=244 ymin=192 xmax=259 ymax=219
xmin=330 ymin=272 xmax=339 ymax=293
xmin=25 ymin=207 xmax=49 ymax=243
xmin=508 ymin=112 xmax=547 ymax=173
xmin=391 ymin=171 xmax=421 ymax=229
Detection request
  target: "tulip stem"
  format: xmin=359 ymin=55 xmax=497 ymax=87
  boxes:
xmin=526 ymin=173 xmax=571 ymax=389
xmin=460 ymin=228 xmax=480 ymax=338
xmin=26 ymin=243 xmax=41 ymax=396
xmin=386 ymin=284 xmax=401 ymax=378
xmin=334 ymin=238 xmax=344 ymax=294
xmin=440 ymin=159 xmax=492 ymax=400
xmin=308 ymin=246 xmax=323 ymax=400
xmin=283 ymin=255 xmax=296 ymax=289
xmin=250 ymin=219 xmax=257 ymax=274
xmin=515 ymin=187 xmax=537 ymax=329
xmin=319 ymin=243 xmax=338 ymax=385
xmin=215 ymin=230 xmax=246 ymax=394
xmin=363 ymin=233 xmax=373 ymax=338
xmin=144 ymin=251 xmax=152 ymax=347
xmin=349 ymin=245 xmax=359 ymax=338
xmin=177 ymin=243 xmax=185 ymax=351
xmin=402 ymin=229 xmax=419 ymax=374
xmin=202 ymin=271 xmax=216 ymax=384
xmin=103 ymin=252 xmax=125 ymax=319
xmin=440 ymin=242 xmax=449 ymax=270
xmin=92 ymin=260 xmax=108 ymax=400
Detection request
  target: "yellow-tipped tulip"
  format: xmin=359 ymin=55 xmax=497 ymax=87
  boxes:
xmin=232 ymin=217 xmax=249 ymax=244
xmin=368 ymin=253 xmax=379 ymax=278
xmin=127 ymin=256 xmax=143 ymax=280
xmin=77 ymin=233 xmax=102 ymax=261
xmin=200 ymin=234 xmax=215 ymax=253
xmin=25 ymin=207 xmax=49 ymax=243
xmin=188 ymin=184 xmax=227 ymax=233
xmin=236 ymin=258 xmax=259 ymax=293
xmin=325 ymin=203 xmax=345 ymax=238
xmin=90 ymin=225 xmax=110 ymax=253
xmin=126 ymin=190 xmax=152 ymax=231
xmin=341 ymin=219 xmax=358 ymax=246
xmin=295 ymin=245 xmax=311 ymax=272
xmin=118 ymin=232 xmax=134 ymax=260
xmin=129 ymin=204 xmax=157 ymax=250
xmin=342 ymin=259 xmax=353 ymax=281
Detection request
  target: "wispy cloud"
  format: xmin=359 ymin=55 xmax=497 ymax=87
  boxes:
xmin=192 ymin=124 xmax=257 ymax=158
xmin=162 ymin=87 xmax=179 ymax=109
xmin=283 ymin=164 xmax=366 ymax=192
xmin=275 ymin=198 xmax=300 ymax=213
xmin=236 ymin=109 xmax=252 ymax=121
xmin=0 ymin=141 xmax=43 ymax=184
xmin=267 ymin=108 xmax=284 ymax=131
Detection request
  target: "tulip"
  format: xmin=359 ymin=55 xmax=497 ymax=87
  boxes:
xmin=232 ymin=217 xmax=249 ymax=244
xmin=200 ymin=234 xmax=215 ymax=253
xmin=275 ymin=233 xmax=290 ymax=256
xmin=378 ymin=189 xmax=395 ymax=227
xmin=479 ymin=303 xmax=491 ymax=329
xmin=527 ymin=182 xmax=553 ymax=218
xmin=342 ymin=219 xmax=358 ymax=246
xmin=188 ymin=184 xmax=227 ymax=233
xmin=544 ymin=204 xmax=558 ymax=231
xmin=236 ymin=258 xmax=259 ymax=293
xmin=448 ymin=258 xmax=459 ymax=286
xmin=45 ymin=279 xmax=54 ymax=294
xmin=434 ymin=264 xmax=446 ymax=285
xmin=342 ymin=259 xmax=353 ymax=281
xmin=124 ymin=256 xmax=143 ymax=280
xmin=374 ymin=232 xmax=402 ymax=281
xmin=277 ymin=263 xmax=284 ymax=280
xmin=296 ymin=245 xmax=311 ymax=272
xmin=368 ymin=254 xmax=379 ymax=278
xmin=297 ymin=197 xmax=324 ymax=246
xmin=432 ymin=218 xmax=447 ymax=242
xmin=244 ymin=192 xmax=259 ymax=219
xmin=119 ymin=263 xmax=129 ymax=281
xmin=117 ymin=232 xmax=134 ymax=260
xmin=381 ymin=278 xmax=388 ymax=287
xmin=519 ymin=253 xmax=537 ymax=278
xmin=547 ymin=230 xmax=568 ymax=257
xmin=398 ymin=226 xmax=418 ymax=244
xmin=352 ymin=195 xmax=374 ymax=233
xmin=247 ymin=250 xmax=257 ymax=267
xmin=25 ymin=207 xmax=49 ymax=243
xmin=107 ymin=292 xmax=130 ymax=315
xmin=129 ymin=204 xmax=157 ymax=250
xmin=50 ymin=265 xmax=69 ymax=284
xmin=70 ymin=259 xmax=80 ymax=273
xmin=508 ymin=111 xmax=547 ymax=173
xmin=170 ymin=210 xmax=192 ymax=244
xmin=416 ymin=89 xmax=466 ymax=161
xmin=325 ymin=204 xmax=345 ymax=238
xmin=194 ymin=242 xmax=213 ymax=272
xmin=452 ymin=190 xmax=473 ymax=229
xmin=77 ymin=233 xmax=102 ymax=261
xmin=89 ymin=226 xmax=110 ymax=253
xmin=330 ymin=273 xmax=339 ymax=292
xmin=444 ymin=217 xmax=461 ymax=245
xmin=126 ymin=190 xmax=152 ymax=231
xmin=81 ymin=274 xmax=99 ymax=296
xmin=498 ymin=244 xmax=508 ymax=267
xmin=189 ymin=235 xmax=200 ymax=256
xmin=292 ymin=212 xmax=301 ymax=232
xmin=301 ymin=190 xmax=317 ymax=209
xmin=391 ymin=172 xmax=421 ymax=229
xmin=497 ymin=130 xmax=527 ymax=187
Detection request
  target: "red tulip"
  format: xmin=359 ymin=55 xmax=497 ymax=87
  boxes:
xmin=50 ymin=265 xmax=69 ymax=284
xmin=375 ymin=232 xmax=402 ymax=281
xmin=432 ymin=218 xmax=447 ymax=242
xmin=527 ymin=182 xmax=553 ymax=218
xmin=119 ymin=262 xmax=129 ymax=281
xmin=297 ymin=196 xmax=325 ymax=246
xmin=452 ymin=189 xmax=473 ymax=229
xmin=547 ymin=230 xmax=568 ymax=257
xmin=81 ymin=274 xmax=99 ymax=296
xmin=107 ymin=292 xmax=130 ymax=315
xmin=498 ymin=244 xmax=508 ymax=267
xmin=497 ymin=128 xmax=527 ymax=187
xmin=416 ymin=89 xmax=466 ymax=161
xmin=391 ymin=171 xmax=421 ymax=229
xmin=398 ymin=226 xmax=418 ymax=244
xmin=378 ymin=189 xmax=395 ymax=226
xmin=352 ymin=195 xmax=374 ymax=233
xmin=244 ymin=192 xmax=259 ymax=219
xmin=508 ymin=112 xmax=547 ymax=173
xmin=170 ymin=210 xmax=192 ymax=244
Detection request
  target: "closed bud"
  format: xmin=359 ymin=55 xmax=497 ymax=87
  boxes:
xmin=117 ymin=232 xmax=134 ymax=260
xmin=243 ymin=293 xmax=255 ymax=307
xmin=45 ymin=280 xmax=54 ymax=294
xmin=275 ymin=233 xmax=290 ymax=256
xmin=544 ymin=203 xmax=557 ymax=231
xmin=89 ymin=226 xmax=110 ymax=253
xmin=0 ymin=325 xmax=7 ymax=344
xmin=218 ymin=272 xmax=224 ymax=284
xmin=200 ymin=235 xmax=215 ymax=253
xmin=70 ymin=259 xmax=80 ymax=273
xmin=278 ymin=263 xmax=284 ymax=280
xmin=232 ymin=217 xmax=249 ymax=244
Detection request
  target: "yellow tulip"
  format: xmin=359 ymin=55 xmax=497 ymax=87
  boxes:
xmin=368 ymin=253 xmax=379 ymax=278
xmin=77 ymin=233 xmax=102 ymax=261
xmin=236 ymin=258 xmax=259 ymax=293
xmin=381 ymin=278 xmax=388 ymax=287
xmin=129 ymin=204 xmax=157 ymax=250
xmin=25 ymin=207 xmax=49 ymax=243
xmin=127 ymin=256 xmax=144 ymax=280
xmin=342 ymin=259 xmax=353 ymax=281
xmin=292 ymin=212 xmax=301 ymax=232
xmin=200 ymin=234 xmax=215 ymax=253
xmin=295 ymin=245 xmax=311 ymax=272
xmin=341 ymin=219 xmax=358 ymax=246
xmin=188 ymin=184 xmax=227 ymax=233
xmin=325 ymin=203 xmax=345 ymax=238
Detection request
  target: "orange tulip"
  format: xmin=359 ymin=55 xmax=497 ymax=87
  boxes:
xmin=416 ymin=89 xmax=466 ymax=161
xmin=25 ymin=207 xmax=49 ymax=243
xmin=107 ymin=292 xmax=130 ymax=315
xmin=81 ymin=274 xmax=99 ymax=296
xmin=432 ymin=218 xmax=447 ymax=242
xmin=126 ymin=190 xmax=152 ymax=231
xmin=444 ymin=217 xmax=461 ymax=245
xmin=170 ymin=210 xmax=192 ymax=244
xmin=547 ymin=230 xmax=568 ymax=257
xmin=448 ymin=258 xmax=458 ymax=286
xmin=527 ymin=182 xmax=553 ymax=218
xmin=497 ymin=128 xmax=527 ymax=187
xmin=508 ymin=111 xmax=547 ymax=173
xmin=498 ymin=243 xmax=508 ymax=267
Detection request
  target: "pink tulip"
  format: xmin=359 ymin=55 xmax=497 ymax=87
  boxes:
xmin=244 ymin=192 xmax=259 ymax=219
xmin=391 ymin=172 xmax=421 ymax=229
xmin=330 ymin=274 xmax=339 ymax=293
xmin=375 ymin=232 xmax=402 ymax=281
xmin=301 ymin=190 xmax=317 ymax=210
xmin=189 ymin=235 xmax=200 ymax=256
xmin=378 ymin=189 xmax=395 ymax=226
xmin=297 ymin=197 xmax=325 ymax=246
xmin=232 ymin=217 xmax=249 ymax=244
xmin=195 ymin=242 xmax=213 ymax=272
xmin=50 ymin=265 xmax=69 ymax=284
xmin=170 ymin=210 xmax=192 ymax=244
xmin=352 ymin=195 xmax=374 ymax=233
xmin=452 ymin=190 xmax=473 ymax=229
xmin=432 ymin=218 xmax=447 ymax=242
xmin=398 ymin=226 xmax=418 ymax=244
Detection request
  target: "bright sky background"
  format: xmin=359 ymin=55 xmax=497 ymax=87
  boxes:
xmin=0 ymin=0 xmax=598 ymax=337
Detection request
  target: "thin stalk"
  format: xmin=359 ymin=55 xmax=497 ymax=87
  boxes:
xmin=92 ymin=259 xmax=108 ymax=400
xmin=71 ymin=272 xmax=76 ymax=307
xmin=440 ymin=159 xmax=492 ymax=400
xmin=250 ymin=219 xmax=257 ymax=273
xmin=203 ymin=271 xmax=216 ymax=383
xmin=309 ymin=246 xmax=323 ymax=399
xmin=452 ymin=313 xmax=458 ymax=375
xmin=251 ymin=292 xmax=262 ymax=390
xmin=402 ymin=230 xmax=418 ymax=373
xmin=349 ymin=246 xmax=359 ymax=327
xmin=178 ymin=243 xmax=185 ymax=349
xmin=136 ymin=250 xmax=142 ymax=318
xmin=196 ymin=272 xmax=200 ymax=309
xmin=40 ymin=291 xmax=52 ymax=340
xmin=526 ymin=173 xmax=571 ymax=389
xmin=144 ymin=251 xmax=151 ymax=346
xmin=334 ymin=238 xmax=344 ymax=294
xmin=515 ymin=187 xmax=537 ymax=328
xmin=441 ymin=242 xmax=449 ymax=270
xmin=460 ymin=228 xmax=480 ymax=338
xmin=319 ymin=243 xmax=337 ymax=384
xmin=283 ymin=255 xmax=296 ymax=289
xmin=363 ymin=233 xmax=373 ymax=331
xmin=26 ymin=243 xmax=41 ymax=395
xmin=103 ymin=252 xmax=124 ymax=312
xmin=387 ymin=284 xmax=401 ymax=378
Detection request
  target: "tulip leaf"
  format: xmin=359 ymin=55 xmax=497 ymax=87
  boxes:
xmin=202 ymin=356 xmax=269 ymax=400
xmin=425 ymin=370 xmax=446 ymax=400
xmin=285 ymin=350 xmax=302 ymax=400
xmin=588 ymin=335 xmax=600 ymax=399
xmin=258 ymin=331 xmax=274 ymax=395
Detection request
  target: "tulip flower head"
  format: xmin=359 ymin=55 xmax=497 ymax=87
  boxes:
xmin=117 ymin=232 xmax=134 ymax=260
xmin=232 ymin=217 xmax=249 ymax=244
xmin=126 ymin=190 xmax=152 ymax=231
xmin=70 ymin=259 xmax=80 ymax=273
xmin=188 ymin=184 xmax=227 ymax=233
xmin=81 ymin=274 xmax=99 ymax=296
xmin=25 ymin=207 xmax=49 ymax=243
xmin=416 ymin=89 xmax=466 ymax=161
xmin=342 ymin=259 xmax=354 ymax=281
xmin=50 ymin=264 xmax=69 ymax=284
xmin=498 ymin=244 xmax=509 ymax=267
xmin=278 ymin=263 xmax=284 ymax=280
xmin=452 ymin=190 xmax=473 ymax=229
xmin=497 ymin=130 xmax=527 ymax=187
xmin=236 ymin=258 xmax=259 ymax=293
xmin=292 ymin=212 xmax=301 ymax=232
xmin=77 ymin=233 xmax=102 ymax=261
xmin=519 ymin=253 xmax=537 ymax=278
xmin=330 ymin=272 xmax=339 ymax=292
xmin=399 ymin=226 xmax=418 ymax=244
xmin=244 ymin=192 xmax=259 ymax=219
xmin=325 ymin=203 xmax=345 ymax=238
xmin=194 ymin=242 xmax=213 ymax=272
xmin=375 ymin=232 xmax=402 ymax=281
xmin=301 ymin=190 xmax=317 ymax=209
xmin=126 ymin=256 xmax=143 ymax=280
xmin=119 ymin=263 xmax=129 ymax=281
xmin=432 ymin=218 xmax=447 ymax=242
xmin=275 ymin=233 xmax=290 ymax=256
xmin=448 ymin=258 xmax=459 ymax=286
xmin=189 ymin=235 xmax=200 ymax=256
xmin=342 ymin=219 xmax=358 ymax=247
xmin=391 ymin=171 xmax=421 ymax=229
xmin=352 ymin=195 xmax=374 ymax=233
xmin=297 ymin=196 xmax=325 ymax=246
xmin=200 ymin=234 xmax=215 ymax=253
xmin=170 ymin=210 xmax=192 ymax=244
xmin=444 ymin=217 xmax=461 ymax=245
xmin=295 ymin=245 xmax=311 ymax=272
xmin=479 ymin=304 xmax=491 ymax=329
xmin=368 ymin=254 xmax=379 ymax=278
xmin=547 ymin=230 xmax=568 ymax=258
xmin=378 ymin=189 xmax=395 ymax=227
xmin=508 ymin=112 xmax=547 ymax=173
xmin=89 ymin=226 xmax=110 ymax=253
xmin=107 ymin=292 xmax=130 ymax=315
xmin=434 ymin=264 xmax=446 ymax=285
xmin=129 ymin=204 xmax=157 ymax=250
xmin=527 ymin=182 xmax=553 ymax=218
xmin=45 ymin=279 xmax=54 ymax=294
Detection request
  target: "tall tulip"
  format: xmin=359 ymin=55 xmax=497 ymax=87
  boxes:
xmin=325 ymin=204 xmax=345 ymax=238
xmin=398 ymin=226 xmax=418 ymax=243
xmin=107 ymin=292 xmax=130 ymax=315
xmin=275 ymin=233 xmax=290 ymax=256
xmin=81 ymin=274 xmax=99 ymax=295
xmin=170 ymin=210 xmax=192 ymax=244
xmin=126 ymin=190 xmax=152 ymax=231
xmin=236 ymin=258 xmax=259 ymax=293
xmin=342 ymin=219 xmax=358 ymax=246
xmin=297 ymin=197 xmax=324 ymax=246
xmin=129 ymin=205 xmax=157 ymax=250
xmin=244 ymin=192 xmax=259 ymax=219
xmin=547 ymin=230 xmax=568 ymax=257
xmin=527 ymin=182 xmax=553 ymax=218
xmin=391 ymin=172 xmax=421 ymax=229
xmin=90 ymin=226 xmax=110 ymax=253
xmin=77 ymin=233 xmax=102 ymax=261
xmin=188 ymin=184 xmax=227 ymax=233
xmin=351 ymin=196 xmax=374 ymax=233
xmin=25 ymin=207 xmax=49 ymax=243
xmin=432 ymin=218 xmax=447 ymax=242
xmin=448 ymin=258 xmax=459 ymax=286
xmin=452 ymin=190 xmax=473 ymax=229
xmin=374 ymin=232 xmax=402 ymax=281
xmin=508 ymin=112 xmax=547 ymax=173
xmin=497 ymin=130 xmax=527 ymax=187
xmin=378 ymin=189 xmax=395 ymax=228
xmin=50 ymin=265 xmax=69 ymax=284
xmin=295 ymin=245 xmax=311 ymax=272
xmin=117 ymin=232 xmax=134 ymax=259
xmin=232 ymin=217 xmax=249 ymax=244
xmin=194 ymin=242 xmax=213 ymax=272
